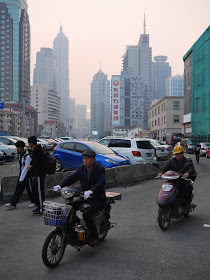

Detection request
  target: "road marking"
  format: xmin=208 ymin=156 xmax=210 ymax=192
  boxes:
xmin=203 ymin=224 xmax=210 ymax=228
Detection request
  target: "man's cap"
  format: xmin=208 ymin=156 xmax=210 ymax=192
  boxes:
xmin=15 ymin=140 xmax=25 ymax=148
xmin=82 ymin=149 xmax=96 ymax=158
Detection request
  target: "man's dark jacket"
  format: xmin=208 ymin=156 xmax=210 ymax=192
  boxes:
xmin=163 ymin=156 xmax=196 ymax=180
xmin=60 ymin=162 xmax=106 ymax=208
xmin=30 ymin=144 xmax=45 ymax=176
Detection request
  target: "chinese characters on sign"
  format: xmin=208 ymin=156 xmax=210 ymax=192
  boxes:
xmin=112 ymin=78 xmax=120 ymax=125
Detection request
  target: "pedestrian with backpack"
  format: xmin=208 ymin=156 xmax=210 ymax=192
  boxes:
xmin=194 ymin=142 xmax=201 ymax=164
xmin=27 ymin=136 xmax=46 ymax=215
xmin=5 ymin=140 xmax=35 ymax=210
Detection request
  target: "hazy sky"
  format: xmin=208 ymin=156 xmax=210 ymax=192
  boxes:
xmin=28 ymin=0 xmax=210 ymax=109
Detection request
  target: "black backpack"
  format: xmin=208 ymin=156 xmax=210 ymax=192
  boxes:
xmin=42 ymin=151 xmax=56 ymax=174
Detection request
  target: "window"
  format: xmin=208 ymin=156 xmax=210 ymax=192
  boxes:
xmin=136 ymin=141 xmax=154 ymax=149
xmin=75 ymin=143 xmax=87 ymax=153
xmin=174 ymin=115 xmax=179 ymax=123
xmin=62 ymin=142 xmax=75 ymax=151
xmin=173 ymin=101 xmax=179 ymax=110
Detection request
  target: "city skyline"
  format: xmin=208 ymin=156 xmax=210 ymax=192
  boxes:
xmin=28 ymin=0 xmax=210 ymax=109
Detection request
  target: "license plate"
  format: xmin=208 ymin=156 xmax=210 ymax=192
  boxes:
xmin=146 ymin=153 xmax=152 ymax=157
xmin=161 ymin=149 xmax=164 ymax=152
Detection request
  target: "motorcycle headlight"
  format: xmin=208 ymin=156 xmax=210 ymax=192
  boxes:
xmin=162 ymin=184 xmax=173 ymax=191
xmin=61 ymin=189 xmax=75 ymax=199
xmin=104 ymin=159 xmax=118 ymax=165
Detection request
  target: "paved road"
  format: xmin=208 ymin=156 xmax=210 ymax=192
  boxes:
xmin=0 ymin=155 xmax=210 ymax=280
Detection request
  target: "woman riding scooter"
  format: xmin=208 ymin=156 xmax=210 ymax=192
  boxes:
xmin=158 ymin=145 xmax=196 ymax=209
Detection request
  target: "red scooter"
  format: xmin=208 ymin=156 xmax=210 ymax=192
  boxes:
xmin=154 ymin=163 xmax=196 ymax=230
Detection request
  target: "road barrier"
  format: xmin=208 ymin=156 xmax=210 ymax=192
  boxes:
xmin=1 ymin=162 xmax=167 ymax=202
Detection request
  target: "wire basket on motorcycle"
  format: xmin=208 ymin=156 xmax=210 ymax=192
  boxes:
xmin=43 ymin=201 xmax=71 ymax=227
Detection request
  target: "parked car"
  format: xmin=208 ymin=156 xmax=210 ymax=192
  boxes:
xmin=200 ymin=143 xmax=210 ymax=157
xmin=147 ymin=139 xmax=173 ymax=160
xmin=53 ymin=140 xmax=130 ymax=171
xmin=0 ymin=136 xmax=18 ymax=146
xmin=37 ymin=138 xmax=53 ymax=150
xmin=0 ymin=150 xmax=6 ymax=163
xmin=0 ymin=142 xmax=17 ymax=159
xmin=180 ymin=138 xmax=198 ymax=154
xmin=98 ymin=137 xmax=157 ymax=165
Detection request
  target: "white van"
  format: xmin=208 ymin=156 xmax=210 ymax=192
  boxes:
xmin=98 ymin=137 xmax=157 ymax=165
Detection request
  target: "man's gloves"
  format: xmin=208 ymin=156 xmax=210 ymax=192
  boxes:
xmin=84 ymin=190 xmax=93 ymax=200
xmin=53 ymin=185 xmax=61 ymax=192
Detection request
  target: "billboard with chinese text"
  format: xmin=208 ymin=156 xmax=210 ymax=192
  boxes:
xmin=111 ymin=76 xmax=120 ymax=125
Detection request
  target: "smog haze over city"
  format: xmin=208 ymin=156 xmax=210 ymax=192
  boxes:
xmin=28 ymin=0 xmax=210 ymax=111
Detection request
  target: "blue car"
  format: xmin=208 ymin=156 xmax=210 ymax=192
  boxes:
xmin=53 ymin=140 xmax=130 ymax=171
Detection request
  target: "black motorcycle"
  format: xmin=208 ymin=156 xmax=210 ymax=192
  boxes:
xmin=42 ymin=186 xmax=121 ymax=268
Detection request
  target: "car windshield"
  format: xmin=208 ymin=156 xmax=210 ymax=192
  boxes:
xmin=188 ymin=140 xmax=198 ymax=145
xmin=87 ymin=142 xmax=115 ymax=155
xmin=204 ymin=143 xmax=210 ymax=148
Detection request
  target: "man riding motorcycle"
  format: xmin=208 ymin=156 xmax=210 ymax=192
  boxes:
xmin=158 ymin=145 xmax=196 ymax=208
xmin=53 ymin=149 xmax=106 ymax=246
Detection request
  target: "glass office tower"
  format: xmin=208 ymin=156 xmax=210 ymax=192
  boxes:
xmin=0 ymin=0 xmax=30 ymax=103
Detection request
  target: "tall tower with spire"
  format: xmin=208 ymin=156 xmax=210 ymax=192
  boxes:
xmin=53 ymin=26 xmax=70 ymax=132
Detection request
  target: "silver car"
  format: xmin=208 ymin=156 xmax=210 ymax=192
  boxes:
xmin=200 ymin=143 xmax=210 ymax=156
xmin=0 ymin=142 xmax=17 ymax=159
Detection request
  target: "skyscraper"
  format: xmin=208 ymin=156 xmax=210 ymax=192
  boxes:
xmin=33 ymin=48 xmax=57 ymax=91
xmin=116 ymin=16 xmax=153 ymax=129
xmin=91 ymin=69 xmax=110 ymax=138
xmin=152 ymin=56 xmax=171 ymax=99
xmin=53 ymin=26 xmax=70 ymax=130
xmin=0 ymin=0 xmax=30 ymax=104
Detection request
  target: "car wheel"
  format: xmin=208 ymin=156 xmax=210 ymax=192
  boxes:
xmin=56 ymin=159 xmax=62 ymax=172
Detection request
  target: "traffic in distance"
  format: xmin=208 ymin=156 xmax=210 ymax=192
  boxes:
xmin=1 ymin=135 xmax=210 ymax=171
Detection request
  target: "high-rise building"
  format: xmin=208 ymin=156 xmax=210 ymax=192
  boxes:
xmin=33 ymin=48 xmax=57 ymax=91
xmin=114 ymin=16 xmax=153 ymax=130
xmin=91 ymin=69 xmax=110 ymax=139
xmin=0 ymin=0 xmax=30 ymax=104
xmin=53 ymin=26 xmax=70 ymax=130
xmin=152 ymin=56 xmax=171 ymax=99
xmin=166 ymin=75 xmax=184 ymax=96
xmin=75 ymin=104 xmax=86 ymax=138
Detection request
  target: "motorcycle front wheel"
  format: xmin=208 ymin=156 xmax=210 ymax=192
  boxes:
xmin=158 ymin=207 xmax=171 ymax=230
xmin=42 ymin=229 xmax=66 ymax=268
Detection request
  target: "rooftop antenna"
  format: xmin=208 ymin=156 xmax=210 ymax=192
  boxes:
xmin=143 ymin=13 xmax=146 ymax=34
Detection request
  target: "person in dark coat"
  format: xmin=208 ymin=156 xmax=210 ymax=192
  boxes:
xmin=5 ymin=140 xmax=34 ymax=209
xmin=54 ymin=149 xmax=106 ymax=246
xmin=194 ymin=142 xmax=201 ymax=164
xmin=27 ymin=136 xmax=46 ymax=215
xmin=159 ymin=145 xmax=196 ymax=207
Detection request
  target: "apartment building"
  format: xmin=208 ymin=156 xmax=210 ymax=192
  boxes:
xmin=148 ymin=96 xmax=184 ymax=140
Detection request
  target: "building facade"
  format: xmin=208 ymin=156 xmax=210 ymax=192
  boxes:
xmin=152 ymin=56 xmax=171 ymax=99
xmin=167 ymin=75 xmax=184 ymax=96
xmin=75 ymin=104 xmax=87 ymax=138
xmin=148 ymin=96 xmax=184 ymax=140
xmin=53 ymin=26 xmax=70 ymax=130
xmin=183 ymin=26 xmax=210 ymax=140
xmin=31 ymin=84 xmax=60 ymax=135
xmin=0 ymin=0 xmax=30 ymax=104
xmin=111 ymin=72 xmax=151 ymax=130
xmin=0 ymin=103 xmax=37 ymax=136
xmin=91 ymin=69 xmax=110 ymax=139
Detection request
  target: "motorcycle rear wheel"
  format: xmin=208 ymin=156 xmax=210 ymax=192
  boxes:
xmin=99 ymin=213 xmax=109 ymax=242
xmin=158 ymin=207 xmax=171 ymax=230
xmin=42 ymin=229 xmax=66 ymax=268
